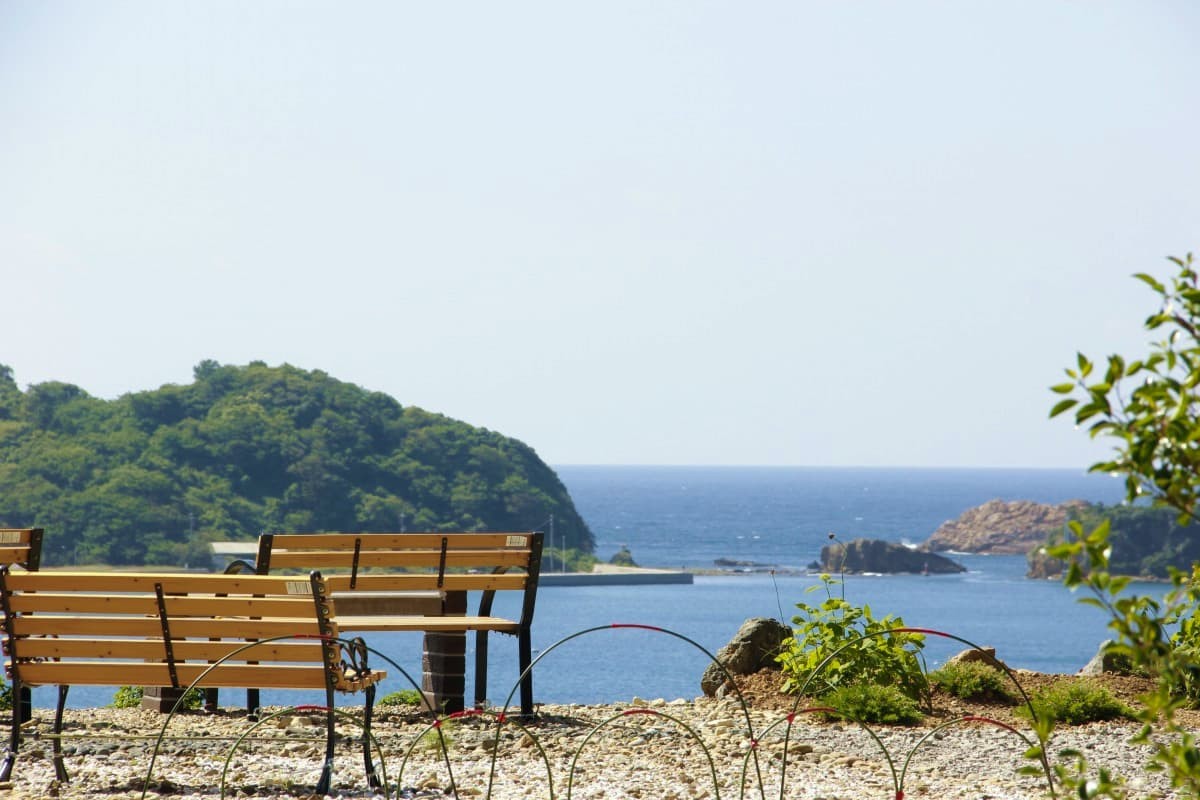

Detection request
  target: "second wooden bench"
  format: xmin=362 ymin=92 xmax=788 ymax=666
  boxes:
xmin=247 ymin=531 xmax=543 ymax=717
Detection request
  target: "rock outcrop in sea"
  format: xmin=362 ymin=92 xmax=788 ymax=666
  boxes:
xmin=921 ymin=498 xmax=1090 ymax=554
xmin=820 ymin=538 xmax=966 ymax=575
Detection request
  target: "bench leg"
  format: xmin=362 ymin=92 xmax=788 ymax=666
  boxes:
xmin=52 ymin=685 xmax=69 ymax=782
xmin=246 ymin=688 xmax=260 ymax=720
xmin=0 ymin=679 xmax=22 ymax=782
xmin=473 ymin=630 xmax=489 ymax=709
xmin=17 ymin=687 xmax=30 ymax=725
xmin=362 ymin=684 xmax=380 ymax=789
xmin=518 ymin=628 xmax=534 ymax=719
xmin=315 ymin=689 xmax=336 ymax=796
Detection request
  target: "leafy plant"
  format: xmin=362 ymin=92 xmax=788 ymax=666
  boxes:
xmin=819 ymin=683 xmax=923 ymax=725
xmin=1015 ymin=679 xmax=1132 ymax=725
xmin=0 ymin=679 xmax=11 ymax=712
xmin=928 ymin=661 xmax=1015 ymax=704
xmin=379 ymin=688 xmax=426 ymax=707
xmin=111 ymin=685 xmax=143 ymax=708
xmin=776 ymin=572 xmax=927 ymax=704
xmin=110 ymin=685 xmax=203 ymax=710
xmin=1047 ymin=253 xmax=1200 ymax=794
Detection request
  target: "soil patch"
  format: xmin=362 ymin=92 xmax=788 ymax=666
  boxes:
xmin=730 ymin=668 xmax=1200 ymax=727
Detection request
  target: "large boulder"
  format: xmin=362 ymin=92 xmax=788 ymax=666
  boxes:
xmin=943 ymin=646 xmax=1010 ymax=673
xmin=820 ymin=538 xmax=965 ymax=575
xmin=922 ymin=499 xmax=1090 ymax=555
xmin=1078 ymin=640 xmax=1137 ymax=676
xmin=700 ymin=617 xmax=793 ymax=696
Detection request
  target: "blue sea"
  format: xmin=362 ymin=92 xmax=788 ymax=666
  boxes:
xmin=43 ymin=466 xmax=1143 ymax=711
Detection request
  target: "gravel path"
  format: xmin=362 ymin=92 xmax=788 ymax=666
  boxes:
xmin=0 ymin=698 xmax=1178 ymax=799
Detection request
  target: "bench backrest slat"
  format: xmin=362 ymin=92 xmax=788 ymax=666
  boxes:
xmin=321 ymin=572 xmax=528 ymax=593
xmin=12 ymin=615 xmax=325 ymax=639
xmin=267 ymin=549 xmax=534 ymax=570
xmin=8 ymin=593 xmax=322 ymax=618
xmin=1 ymin=571 xmax=316 ymax=595
xmin=266 ymin=533 xmax=529 ymax=550
xmin=15 ymin=662 xmax=331 ymax=690
xmin=13 ymin=638 xmax=326 ymax=662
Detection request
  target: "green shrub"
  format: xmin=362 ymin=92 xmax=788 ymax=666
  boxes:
xmin=608 ymin=546 xmax=637 ymax=567
xmin=111 ymin=685 xmax=143 ymax=708
xmin=379 ymin=688 xmax=426 ymax=707
xmin=929 ymin=661 xmax=1015 ymax=704
xmin=1017 ymin=680 xmax=1133 ymax=725
xmin=819 ymin=683 xmax=923 ymax=725
xmin=776 ymin=574 xmax=928 ymax=703
xmin=0 ymin=680 xmax=11 ymax=712
xmin=546 ymin=547 xmax=597 ymax=573
xmin=110 ymin=686 xmax=203 ymax=710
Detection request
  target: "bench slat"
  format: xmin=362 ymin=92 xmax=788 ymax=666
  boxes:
xmin=324 ymin=573 xmax=526 ymax=592
xmin=268 ymin=549 xmax=532 ymax=569
xmin=8 ymin=593 xmax=322 ymax=617
xmin=11 ymin=661 xmax=344 ymax=689
xmin=1 ymin=571 xmax=319 ymax=595
xmin=11 ymin=616 xmax=326 ymax=639
xmin=338 ymin=614 xmax=520 ymax=633
xmin=268 ymin=533 xmax=531 ymax=550
xmin=10 ymin=638 xmax=327 ymax=661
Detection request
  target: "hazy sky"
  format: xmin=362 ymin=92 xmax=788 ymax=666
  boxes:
xmin=3 ymin=2 xmax=1198 ymax=468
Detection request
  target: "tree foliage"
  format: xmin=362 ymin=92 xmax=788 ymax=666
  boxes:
xmin=1051 ymin=253 xmax=1200 ymax=516
xmin=1049 ymin=253 xmax=1200 ymax=796
xmin=1032 ymin=504 xmax=1199 ymax=579
xmin=0 ymin=361 xmax=593 ymax=566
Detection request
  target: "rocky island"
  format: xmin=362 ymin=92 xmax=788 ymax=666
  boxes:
xmin=820 ymin=538 xmax=966 ymax=575
xmin=921 ymin=498 xmax=1088 ymax=554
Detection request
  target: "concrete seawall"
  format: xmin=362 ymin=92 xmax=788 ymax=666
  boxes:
xmin=540 ymin=566 xmax=694 ymax=586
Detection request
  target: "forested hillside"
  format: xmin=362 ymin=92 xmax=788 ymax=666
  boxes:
xmin=1027 ymin=504 xmax=1198 ymax=579
xmin=0 ymin=361 xmax=592 ymax=566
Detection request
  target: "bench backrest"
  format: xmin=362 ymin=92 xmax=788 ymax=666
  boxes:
xmin=0 ymin=569 xmax=367 ymax=692
xmin=255 ymin=532 xmax=544 ymax=624
xmin=0 ymin=529 xmax=42 ymax=572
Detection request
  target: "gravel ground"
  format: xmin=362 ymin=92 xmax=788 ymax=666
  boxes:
xmin=0 ymin=694 xmax=1181 ymax=800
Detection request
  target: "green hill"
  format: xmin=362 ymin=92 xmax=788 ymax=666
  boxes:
xmin=0 ymin=360 xmax=592 ymax=566
xmin=1027 ymin=503 xmax=1199 ymax=580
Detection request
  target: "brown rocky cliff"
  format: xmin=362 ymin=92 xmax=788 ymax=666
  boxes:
xmin=921 ymin=498 xmax=1091 ymax=554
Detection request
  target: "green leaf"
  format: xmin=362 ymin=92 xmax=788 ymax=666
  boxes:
xmin=1051 ymin=382 xmax=1077 ymax=395
xmin=1050 ymin=398 xmax=1078 ymax=418
xmin=1134 ymin=272 xmax=1166 ymax=293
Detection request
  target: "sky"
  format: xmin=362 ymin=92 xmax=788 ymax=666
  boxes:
xmin=2 ymin=2 xmax=1199 ymax=469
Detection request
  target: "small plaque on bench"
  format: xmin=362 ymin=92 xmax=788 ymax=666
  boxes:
xmin=287 ymin=581 xmax=313 ymax=595
xmin=0 ymin=532 xmax=21 ymax=544
xmin=505 ymin=535 xmax=527 ymax=547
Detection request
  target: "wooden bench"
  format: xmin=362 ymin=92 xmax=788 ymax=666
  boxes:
xmin=0 ymin=568 xmax=387 ymax=794
xmin=248 ymin=531 xmax=543 ymax=717
xmin=0 ymin=528 xmax=42 ymax=573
